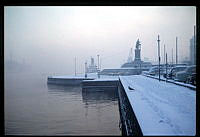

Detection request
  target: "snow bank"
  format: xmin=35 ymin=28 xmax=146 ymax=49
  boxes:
xmin=50 ymin=73 xmax=119 ymax=80
xmin=120 ymin=75 xmax=196 ymax=135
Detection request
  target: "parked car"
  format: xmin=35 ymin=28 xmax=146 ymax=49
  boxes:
xmin=163 ymin=66 xmax=187 ymax=79
xmin=148 ymin=66 xmax=165 ymax=76
xmin=162 ymin=67 xmax=172 ymax=78
xmin=186 ymin=73 xmax=196 ymax=86
xmin=174 ymin=65 xmax=196 ymax=82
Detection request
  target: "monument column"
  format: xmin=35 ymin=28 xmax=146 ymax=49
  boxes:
xmin=134 ymin=39 xmax=141 ymax=61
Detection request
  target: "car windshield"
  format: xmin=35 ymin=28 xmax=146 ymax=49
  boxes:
xmin=185 ymin=66 xmax=196 ymax=73
xmin=176 ymin=67 xmax=187 ymax=72
xmin=169 ymin=66 xmax=187 ymax=74
xmin=149 ymin=67 xmax=157 ymax=71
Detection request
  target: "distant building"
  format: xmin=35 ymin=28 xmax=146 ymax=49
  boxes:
xmin=121 ymin=39 xmax=152 ymax=68
xmin=99 ymin=39 xmax=152 ymax=76
xmin=86 ymin=57 xmax=98 ymax=73
xmin=180 ymin=57 xmax=190 ymax=65
xmin=190 ymin=36 xmax=196 ymax=65
xmin=99 ymin=68 xmax=146 ymax=76
xmin=143 ymin=57 xmax=149 ymax=62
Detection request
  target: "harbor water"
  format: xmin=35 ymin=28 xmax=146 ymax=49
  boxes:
xmin=5 ymin=71 xmax=121 ymax=135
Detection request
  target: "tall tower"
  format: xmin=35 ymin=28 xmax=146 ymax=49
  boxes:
xmin=134 ymin=39 xmax=141 ymax=62
xmin=190 ymin=36 xmax=196 ymax=65
xmin=91 ymin=57 xmax=94 ymax=66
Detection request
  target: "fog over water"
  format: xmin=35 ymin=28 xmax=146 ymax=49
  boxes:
xmin=5 ymin=70 xmax=120 ymax=135
xmin=4 ymin=6 xmax=196 ymax=135
xmin=5 ymin=6 xmax=196 ymax=75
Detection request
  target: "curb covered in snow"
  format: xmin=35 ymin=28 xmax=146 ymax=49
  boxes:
xmin=142 ymin=74 xmax=196 ymax=91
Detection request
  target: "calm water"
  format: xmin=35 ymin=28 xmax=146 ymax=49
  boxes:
xmin=5 ymin=71 xmax=121 ymax=135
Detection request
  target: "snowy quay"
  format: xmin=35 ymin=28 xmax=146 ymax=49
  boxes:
xmin=47 ymin=73 xmax=119 ymax=86
xmin=47 ymin=73 xmax=196 ymax=135
xmin=118 ymin=75 xmax=196 ymax=136
xmin=82 ymin=79 xmax=119 ymax=92
xmin=47 ymin=75 xmax=95 ymax=85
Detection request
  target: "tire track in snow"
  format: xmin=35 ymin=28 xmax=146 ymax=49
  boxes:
xmin=123 ymin=76 xmax=184 ymax=135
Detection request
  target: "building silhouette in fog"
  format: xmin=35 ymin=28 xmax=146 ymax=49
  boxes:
xmin=190 ymin=36 xmax=196 ymax=65
xmin=121 ymin=39 xmax=152 ymax=68
xmin=86 ymin=57 xmax=98 ymax=73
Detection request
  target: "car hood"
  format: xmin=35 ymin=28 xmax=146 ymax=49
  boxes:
xmin=176 ymin=71 xmax=186 ymax=75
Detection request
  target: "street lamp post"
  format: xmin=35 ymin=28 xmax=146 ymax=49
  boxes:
xmin=75 ymin=57 xmax=77 ymax=76
xmin=157 ymin=35 xmax=161 ymax=81
xmin=176 ymin=37 xmax=178 ymax=66
xmin=166 ymin=53 xmax=168 ymax=82
xmin=164 ymin=44 xmax=165 ymax=64
xmin=194 ymin=25 xmax=196 ymax=65
xmin=97 ymin=54 xmax=100 ymax=71
xmin=85 ymin=61 xmax=87 ymax=78
xmin=172 ymin=48 xmax=173 ymax=65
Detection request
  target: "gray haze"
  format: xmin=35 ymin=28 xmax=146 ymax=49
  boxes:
xmin=4 ymin=6 xmax=196 ymax=75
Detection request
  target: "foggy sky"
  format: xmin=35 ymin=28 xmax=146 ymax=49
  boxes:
xmin=4 ymin=6 xmax=196 ymax=75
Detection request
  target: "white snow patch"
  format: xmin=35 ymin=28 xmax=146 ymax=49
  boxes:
xmin=49 ymin=73 xmax=119 ymax=80
xmin=120 ymin=75 xmax=196 ymax=135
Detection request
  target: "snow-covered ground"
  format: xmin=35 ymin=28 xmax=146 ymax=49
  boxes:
xmin=120 ymin=75 xmax=196 ymax=135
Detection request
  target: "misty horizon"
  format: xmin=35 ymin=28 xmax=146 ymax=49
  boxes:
xmin=4 ymin=6 xmax=196 ymax=75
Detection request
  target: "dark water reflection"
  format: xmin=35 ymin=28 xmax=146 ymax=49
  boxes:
xmin=47 ymin=84 xmax=120 ymax=135
xmin=82 ymin=87 xmax=119 ymax=105
xmin=5 ymin=71 xmax=121 ymax=135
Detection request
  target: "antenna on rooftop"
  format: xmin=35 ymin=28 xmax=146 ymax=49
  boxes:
xmin=75 ymin=57 xmax=77 ymax=76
